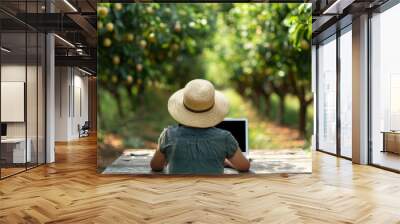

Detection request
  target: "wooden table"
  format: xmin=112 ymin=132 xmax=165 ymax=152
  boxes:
xmin=102 ymin=149 xmax=312 ymax=175
xmin=382 ymin=131 xmax=400 ymax=154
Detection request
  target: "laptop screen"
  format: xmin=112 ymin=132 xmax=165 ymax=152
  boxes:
xmin=215 ymin=119 xmax=247 ymax=153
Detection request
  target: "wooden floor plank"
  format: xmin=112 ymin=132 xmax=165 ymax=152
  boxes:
xmin=0 ymin=135 xmax=399 ymax=223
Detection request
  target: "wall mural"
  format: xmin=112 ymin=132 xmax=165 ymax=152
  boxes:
xmin=97 ymin=3 xmax=312 ymax=175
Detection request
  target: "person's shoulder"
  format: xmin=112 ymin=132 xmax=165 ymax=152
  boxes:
xmin=165 ymin=125 xmax=178 ymax=130
xmin=159 ymin=125 xmax=178 ymax=142
xmin=162 ymin=125 xmax=179 ymax=135
xmin=212 ymin=127 xmax=232 ymax=136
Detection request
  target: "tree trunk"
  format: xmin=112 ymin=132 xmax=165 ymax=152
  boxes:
xmin=251 ymin=89 xmax=262 ymax=112
xmin=298 ymin=101 xmax=307 ymax=139
xmin=136 ymin=81 xmax=145 ymax=104
xmin=237 ymin=84 xmax=245 ymax=96
xmin=264 ymin=93 xmax=271 ymax=117
xmin=125 ymin=84 xmax=136 ymax=110
xmin=277 ymin=94 xmax=286 ymax=125
xmin=112 ymin=91 xmax=124 ymax=118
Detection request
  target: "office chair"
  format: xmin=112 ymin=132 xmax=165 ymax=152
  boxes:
xmin=79 ymin=121 xmax=90 ymax=138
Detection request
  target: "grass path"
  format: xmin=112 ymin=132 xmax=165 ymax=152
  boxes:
xmin=224 ymin=89 xmax=305 ymax=149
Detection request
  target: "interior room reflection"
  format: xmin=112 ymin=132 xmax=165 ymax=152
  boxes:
xmin=371 ymin=3 xmax=400 ymax=171
xmin=317 ymin=35 xmax=337 ymax=155
xmin=0 ymin=30 xmax=46 ymax=178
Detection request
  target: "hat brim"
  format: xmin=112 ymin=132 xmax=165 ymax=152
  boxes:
xmin=168 ymin=89 xmax=229 ymax=128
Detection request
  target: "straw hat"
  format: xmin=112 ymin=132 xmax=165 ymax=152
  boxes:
xmin=168 ymin=79 xmax=229 ymax=128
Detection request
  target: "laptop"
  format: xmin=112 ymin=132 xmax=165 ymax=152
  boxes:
xmin=215 ymin=118 xmax=249 ymax=157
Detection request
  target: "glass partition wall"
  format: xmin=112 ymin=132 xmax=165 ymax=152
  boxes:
xmin=0 ymin=2 xmax=46 ymax=179
xmin=315 ymin=1 xmax=400 ymax=172
xmin=315 ymin=25 xmax=353 ymax=159
xmin=370 ymin=3 xmax=400 ymax=171
xmin=317 ymin=35 xmax=337 ymax=155
xmin=339 ymin=27 xmax=352 ymax=159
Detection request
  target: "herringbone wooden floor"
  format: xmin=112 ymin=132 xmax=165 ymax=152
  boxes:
xmin=1 ymin=135 xmax=400 ymax=224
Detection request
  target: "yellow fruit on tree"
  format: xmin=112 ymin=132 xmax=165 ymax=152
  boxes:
xmin=126 ymin=75 xmax=133 ymax=84
xmin=114 ymin=3 xmax=123 ymax=11
xmin=106 ymin=22 xmax=114 ymax=32
xmin=174 ymin=22 xmax=181 ymax=32
xmin=139 ymin=40 xmax=147 ymax=48
xmin=111 ymin=75 xmax=118 ymax=83
xmin=300 ymin=40 xmax=310 ymax=50
xmin=98 ymin=21 xmax=103 ymax=29
xmin=98 ymin=6 xmax=108 ymax=17
xmin=136 ymin=64 xmax=143 ymax=72
xmin=103 ymin=38 xmax=112 ymax=47
xmin=146 ymin=7 xmax=154 ymax=14
xmin=148 ymin=33 xmax=156 ymax=43
xmin=125 ymin=33 xmax=134 ymax=42
xmin=112 ymin=55 xmax=120 ymax=65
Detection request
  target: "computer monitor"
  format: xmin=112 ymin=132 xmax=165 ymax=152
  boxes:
xmin=215 ymin=118 xmax=248 ymax=156
xmin=1 ymin=123 xmax=7 ymax=137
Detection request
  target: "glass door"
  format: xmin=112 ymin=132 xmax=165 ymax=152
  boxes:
xmin=0 ymin=0 xmax=46 ymax=179
xmin=1 ymin=30 xmax=28 ymax=178
xmin=317 ymin=35 xmax=337 ymax=154
xmin=339 ymin=26 xmax=352 ymax=158
xmin=370 ymin=3 xmax=400 ymax=171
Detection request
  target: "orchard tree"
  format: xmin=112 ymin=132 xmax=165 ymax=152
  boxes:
xmin=284 ymin=3 xmax=312 ymax=137
xmin=97 ymin=3 xmax=218 ymax=115
xmin=220 ymin=3 xmax=312 ymax=136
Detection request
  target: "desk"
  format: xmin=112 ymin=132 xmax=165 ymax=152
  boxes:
xmin=102 ymin=149 xmax=312 ymax=175
xmin=1 ymin=138 xmax=31 ymax=163
xmin=382 ymin=131 xmax=400 ymax=154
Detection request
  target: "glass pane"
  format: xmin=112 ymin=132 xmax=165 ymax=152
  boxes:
xmin=1 ymin=31 xmax=27 ymax=177
xmin=318 ymin=36 xmax=337 ymax=154
xmin=339 ymin=28 xmax=352 ymax=158
xmin=371 ymin=4 xmax=400 ymax=171
xmin=27 ymin=31 xmax=38 ymax=169
xmin=38 ymin=33 xmax=45 ymax=165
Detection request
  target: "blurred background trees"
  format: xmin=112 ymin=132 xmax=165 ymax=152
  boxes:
xmin=98 ymin=3 xmax=218 ymax=114
xmin=217 ymin=4 xmax=312 ymax=137
xmin=98 ymin=3 xmax=312 ymax=149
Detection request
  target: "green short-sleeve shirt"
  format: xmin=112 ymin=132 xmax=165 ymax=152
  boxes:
xmin=158 ymin=125 xmax=239 ymax=174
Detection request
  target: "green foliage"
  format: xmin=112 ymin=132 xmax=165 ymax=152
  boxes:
xmin=215 ymin=3 xmax=313 ymax=136
xmin=98 ymin=3 xmax=219 ymax=91
xmin=284 ymin=3 xmax=312 ymax=50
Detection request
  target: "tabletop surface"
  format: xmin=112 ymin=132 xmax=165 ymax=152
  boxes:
xmin=102 ymin=149 xmax=312 ymax=175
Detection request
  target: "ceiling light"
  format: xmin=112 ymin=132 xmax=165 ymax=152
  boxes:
xmin=63 ymin=0 xmax=78 ymax=12
xmin=1 ymin=47 xmax=11 ymax=53
xmin=54 ymin=34 xmax=75 ymax=48
xmin=78 ymin=67 xmax=92 ymax=76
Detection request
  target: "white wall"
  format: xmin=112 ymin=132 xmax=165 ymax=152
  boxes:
xmin=1 ymin=65 xmax=29 ymax=137
xmin=1 ymin=65 xmax=26 ymax=132
xmin=55 ymin=66 xmax=69 ymax=141
xmin=1 ymin=63 xmax=46 ymax=164
xmin=55 ymin=67 xmax=89 ymax=141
